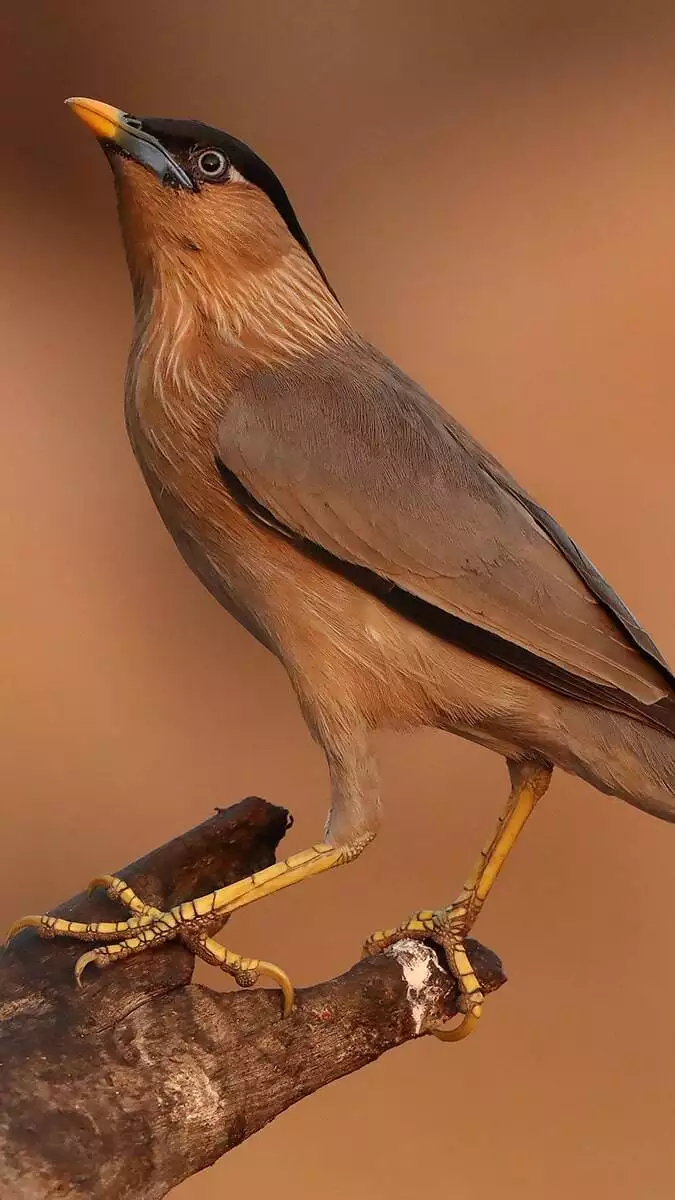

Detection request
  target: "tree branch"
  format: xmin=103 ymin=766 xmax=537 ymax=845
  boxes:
xmin=0 ymin=797 xmax=506 ymax=1199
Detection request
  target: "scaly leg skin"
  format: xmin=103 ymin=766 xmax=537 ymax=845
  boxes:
xmin=6 ymin=738 xmax=379 ymax=1016
xmin=363 ymin=760 xmax=553 ymax=1041
xmin=5 ymin=843 xmax=364 ymax=1016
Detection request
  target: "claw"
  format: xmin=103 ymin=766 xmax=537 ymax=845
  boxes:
xmin=86 ymin=877 xmax=109 ymax=897
xmin=258 ymin=960 xmax=295 ymax=1017
xmin=4 ymin=915 xmax=45 ymax=944
xmin=431 ymin=1005 xmax=482 ymax=1042
xmin=74 ymin=949 xmax=101 ymax=987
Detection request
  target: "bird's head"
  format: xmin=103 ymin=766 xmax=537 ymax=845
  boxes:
xmin=66 ymin=97 xmax=340 ymax=350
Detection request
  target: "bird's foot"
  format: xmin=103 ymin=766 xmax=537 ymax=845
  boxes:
xmin=363 ymin=905 xmax=483 ymax=1041
xmin=5 ymin=855 xmax=354 ymax=1016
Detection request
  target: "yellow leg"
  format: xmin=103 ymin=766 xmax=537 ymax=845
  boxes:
xmin=364 ymin=760 xmax=552 ymax=1040
xmin=5 ymin=841 xmax=364 ymax=1013
xmin=451 ymin=761 xmax=553 ymax=932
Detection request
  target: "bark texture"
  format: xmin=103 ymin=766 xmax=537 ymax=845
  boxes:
xmin=0 ymin=797 xmax=505 ymax=1199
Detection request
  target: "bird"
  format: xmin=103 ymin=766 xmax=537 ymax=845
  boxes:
xmin=7 ymin=96 xmax=675 ymax=1040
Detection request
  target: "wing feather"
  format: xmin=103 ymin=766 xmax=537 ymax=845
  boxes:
xmin=217 ymin=340 xmax=674 ymax=720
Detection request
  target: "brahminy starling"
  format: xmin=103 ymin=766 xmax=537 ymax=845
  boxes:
xmin=9 ymin=99 xmax=675 ymax=1039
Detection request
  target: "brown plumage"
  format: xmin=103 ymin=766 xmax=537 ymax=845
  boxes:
xmin=9 ymin=98 xmax=674 ymax=1036
xmin=113 ymin=116 xmax=675 ymax=817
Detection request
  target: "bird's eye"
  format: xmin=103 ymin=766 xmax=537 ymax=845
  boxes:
xmin=197 ymin=150 xmax=228 ymax=179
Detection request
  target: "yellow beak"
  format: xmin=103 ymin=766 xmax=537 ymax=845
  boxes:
xmin=65 ymin=97 xmax=126 ymax=142
xmin=64 ymin=96 xmax=194 ymax=190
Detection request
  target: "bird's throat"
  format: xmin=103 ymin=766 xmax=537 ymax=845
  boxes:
xmin=135 ymin=240 xmax=347 ymax=397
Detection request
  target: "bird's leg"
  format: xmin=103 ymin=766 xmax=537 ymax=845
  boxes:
xmin=5 ymin=842 xmax=369 ymax=1012
xmin=5 ymin=744 xmax=380 ymax=1015
xmin=364 ymin=759 xmax=552 ymax=1040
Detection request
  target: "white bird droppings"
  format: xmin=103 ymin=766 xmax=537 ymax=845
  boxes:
xmin=387 ymin=939 xmax=441 ymax=1035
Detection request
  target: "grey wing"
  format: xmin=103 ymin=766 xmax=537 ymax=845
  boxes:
xmin=217 ymin=340 xmax=675 ymax=725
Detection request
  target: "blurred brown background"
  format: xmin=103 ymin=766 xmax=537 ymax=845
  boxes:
xmin=3 ymin=2 xmax=675 ymax=1196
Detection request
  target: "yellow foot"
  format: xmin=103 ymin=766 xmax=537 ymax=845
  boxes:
xmin=363 ymin=907 xmax=483 ymax=1041
xmin=6 ymin=856 xmax=342 ymax=1017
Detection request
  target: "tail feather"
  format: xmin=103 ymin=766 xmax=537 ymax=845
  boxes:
xmin=546 ymin=701 xmax=675 ymax=823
